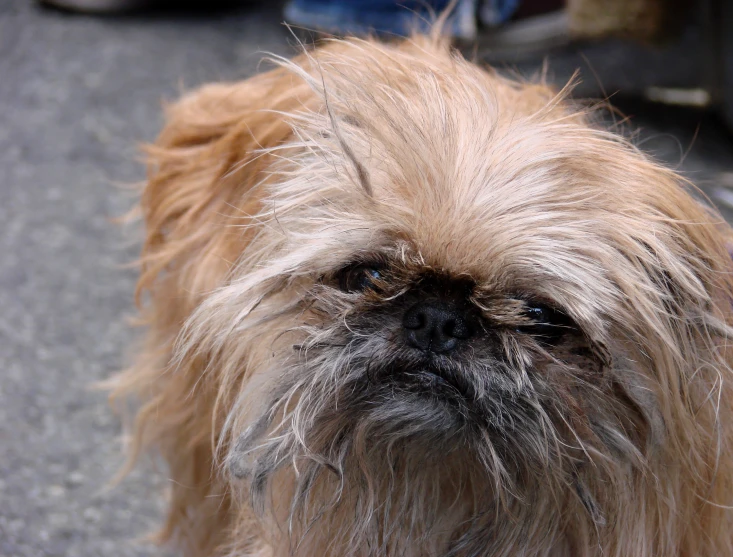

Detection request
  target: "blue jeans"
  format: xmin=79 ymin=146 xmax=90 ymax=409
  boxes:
xmin=284 ymin=0 xmax=522 ymax=40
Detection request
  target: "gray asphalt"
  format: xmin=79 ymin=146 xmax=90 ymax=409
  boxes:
xmin=1 ymin=1 xmax=733 ymax=556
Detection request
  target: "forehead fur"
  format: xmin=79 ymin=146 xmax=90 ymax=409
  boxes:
xmin=252 ymin=38 xmax=723 ymax=329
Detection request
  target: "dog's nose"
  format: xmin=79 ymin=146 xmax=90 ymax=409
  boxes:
xmin=403 ymin=301 xmax=473 ymax=354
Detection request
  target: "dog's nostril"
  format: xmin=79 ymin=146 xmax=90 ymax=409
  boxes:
xmin=446 ymin=317 xmax=471 ymax=340
xmin=403 ymin=310 xmax=426 ymax=330
xmin=403 ymin=301 xmax=473 ymax=353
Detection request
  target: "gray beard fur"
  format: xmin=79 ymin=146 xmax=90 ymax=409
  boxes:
xmin=225 ymin=320 xmax=653 ymax=557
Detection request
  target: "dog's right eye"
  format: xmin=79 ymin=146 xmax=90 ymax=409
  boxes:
xmin=337 ymin=264 xmax=383 ymax=293
xmin=517 ymin=302 xmax=576 ymax=344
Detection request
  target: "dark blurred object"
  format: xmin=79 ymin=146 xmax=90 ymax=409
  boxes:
xmin=565 ymin=0 xmax=692 ymax=42
xmin=38 ymin=0 xmax=245 ymax=13
xmin=477 ymin=0 xmax=733 ymax=134
xmin=477 ymin=0 xmax=694 ymax=63
xmin=720 ymin=1 xmax=733 ymax=131
xmin=38 ymin=0 xmax=149 ymax=12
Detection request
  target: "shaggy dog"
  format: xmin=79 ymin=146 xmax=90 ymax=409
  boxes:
xmin=111 ymin=34 xmax=733 ymax=556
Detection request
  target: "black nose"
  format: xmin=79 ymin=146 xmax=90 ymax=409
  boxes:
xmin=403 ymin=300 xmax=473 ymax=354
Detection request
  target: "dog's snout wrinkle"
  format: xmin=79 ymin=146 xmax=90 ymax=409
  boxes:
xmin=403 ymin=300 xmax=473 ymax=354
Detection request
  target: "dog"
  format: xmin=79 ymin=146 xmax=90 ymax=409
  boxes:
xmin=111 ymin=34 xmax=733 ymax=556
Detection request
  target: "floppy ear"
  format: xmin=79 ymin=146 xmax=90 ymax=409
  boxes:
xmin=138 ymin=67 xmax=319 ymax=314
xmin=110 ymin=63 xmax=319 ymax=555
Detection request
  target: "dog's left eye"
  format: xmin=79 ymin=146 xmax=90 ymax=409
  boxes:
xmin=337 ymin=264 xmax=383 ymax=293
xmin=519 ymin=303 xmax=575 ymax=343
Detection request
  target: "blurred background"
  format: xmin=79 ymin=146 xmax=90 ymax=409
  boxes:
xmin=2 ymin=0 xmax=733 ymax=555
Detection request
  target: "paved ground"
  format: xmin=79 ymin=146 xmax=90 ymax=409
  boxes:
xmin=2 ymin=1 xmax=733 ymax=556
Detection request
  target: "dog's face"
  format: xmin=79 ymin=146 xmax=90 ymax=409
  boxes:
xmin=126 ymin=38 xmax=733 ymax=557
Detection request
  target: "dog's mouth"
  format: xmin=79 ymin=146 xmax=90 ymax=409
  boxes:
xmin=382 ymin=363 xmax=475 ymax=403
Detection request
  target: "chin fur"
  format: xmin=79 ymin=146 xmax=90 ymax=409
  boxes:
xmin=110 ymin=34 xmax=733 ymax=557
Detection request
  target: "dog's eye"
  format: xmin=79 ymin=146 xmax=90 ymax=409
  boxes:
xmin=518 ymin=303 xmax=575 ymax=343
xmin=337 ymin=264 xmax=383 ymax=293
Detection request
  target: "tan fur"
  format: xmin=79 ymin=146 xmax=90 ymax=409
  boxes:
xmin=110 ymin=36 xmax=733 ymax=556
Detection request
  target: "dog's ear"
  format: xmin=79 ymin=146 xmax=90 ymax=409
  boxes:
xmin=113 ymin=65 xmax=319 ymax=553
xmin=137 ymin=67 xmax=317 ymax=319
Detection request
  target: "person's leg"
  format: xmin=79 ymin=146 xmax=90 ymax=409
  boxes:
xmin=283 ymin=0 xmax=478 ymax=39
